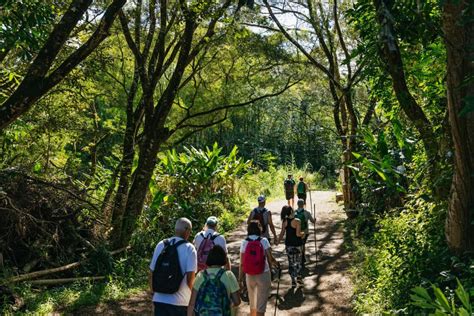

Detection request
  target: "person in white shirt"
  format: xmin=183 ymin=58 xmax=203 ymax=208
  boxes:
xmin=193 ymin=216 xmax=231 ymax=270
xmin=239 ymin=221 xmax=279 ymax=316
xmin=149 ymin=218 xmax=197 ymax=316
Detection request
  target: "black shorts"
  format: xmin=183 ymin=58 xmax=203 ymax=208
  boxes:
xmin=286 ymin=192 xmax=294 ymax=200
xmin=297 ymin=193 xmax=307 ymax=201
xmin=154 ymin=302 xmax=187 ymax=316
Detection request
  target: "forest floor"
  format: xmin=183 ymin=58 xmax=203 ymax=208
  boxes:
xmin=71 ymin=191 xmax=353 ymax=315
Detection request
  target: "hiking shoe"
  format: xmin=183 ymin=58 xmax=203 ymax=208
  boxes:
xmin=291 ymin=279 xmax=297 ymax=288
xmin=297 ymin=277 xmax=303 ymax=284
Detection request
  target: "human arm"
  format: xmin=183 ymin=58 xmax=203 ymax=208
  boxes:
xmin=230 ymin=291 xmax=241 ymax=307
xmin=267 ymin=211 xmax=278 ymax=245
xmin=265 ymin=248 xmax=279 ymax=269
xmin=148 ymin=270 xmax=153 ymax=295
xmin=186 ymin=271 xmax=195 ymax=290
xmin=247 ymin=210 xmax=254 ymax=224
xmin=187 ymin=288 xmax=198 ymax=316
xmin=278 ymin=219 xmax=287 ymax=244
xmin=307 ymin=210 xmax=316 ymax=224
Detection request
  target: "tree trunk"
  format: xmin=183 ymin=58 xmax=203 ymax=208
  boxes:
xmin=110 ymin=119 xmax=136 ymax=245
xmin=115 ymin=132 xmax=163 ymax=247
xmin=373 ymin=0 xmax=439 ymax=163
xmin=443 ymin=0 xmax=474 ymax=254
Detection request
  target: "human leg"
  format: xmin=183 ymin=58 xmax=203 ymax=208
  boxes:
xmin=255 ymin=271 xmax=271 ymax=314
xmin=246 ymin=274 xmax=258 ymax=315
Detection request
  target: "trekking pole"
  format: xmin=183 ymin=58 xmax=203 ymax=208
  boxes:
xmin=274 ymin=263 xmax=282 ymax=316
xmin=313 ymin=203 xmax=318 ymax=265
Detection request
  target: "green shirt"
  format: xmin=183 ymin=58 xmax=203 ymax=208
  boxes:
xmin=193 ymin=267 xmax=240 ymax=295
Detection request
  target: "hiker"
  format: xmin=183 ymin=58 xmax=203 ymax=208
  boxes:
xmin=295 ymin=199 xmax=315 ymax=268
xmin=278 ymin=205 xmax=304 ymax=287
xmin=284 ymin=174 xmax=296 ymax=208
xmin=149 ymin=218 xmax=197 ymax=316
xmin=193 ymin=216 xmax=231 ymax=272
xmin=296 ymin=177 xmax=309 ymax=205
xmin=239 ymin=221 xmax=279 ymax=316
xmin=247 ymin=195 xmax=278 ymax=245
xmin=187 ymin=245 xmax=241 ymax=316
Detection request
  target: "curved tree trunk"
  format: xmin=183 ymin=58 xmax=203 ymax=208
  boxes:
xmin=443 ymin=0 xmax=474 ymax=254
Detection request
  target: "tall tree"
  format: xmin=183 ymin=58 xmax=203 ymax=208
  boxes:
xmin=442 ymin=0 xmax=474 ymax=254
xmin=261 ymin=0 xmax=367 ymax=209
xmin=109 ymin=0 xmax=295 ymax=247
xmin=0 ymin=0 xmax=126 ymax=130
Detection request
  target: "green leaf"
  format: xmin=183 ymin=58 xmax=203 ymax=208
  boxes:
xmin=432 ymin=286 xmax=451 ymax=313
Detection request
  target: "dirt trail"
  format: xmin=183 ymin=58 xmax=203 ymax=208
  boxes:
xmin=72 ymin=191 xmax=353 ymax=315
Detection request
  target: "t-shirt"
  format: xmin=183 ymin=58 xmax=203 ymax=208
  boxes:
xmin=149 ymin=237 xmax=197 ymax=305
xmin=240 ymin=235 xmax=271 ymax=272
xmin=193 ymin=229 xmax=228 ymax=253
xmin=248 ymin=208 xmax=271 ymax=239
xmin=193 ymin=267 xmax=239 ymax=295
xmin=284 ymin=179 xmax=296 ymax=192
xmin=296 ymin=208 xmax=314 ymax=234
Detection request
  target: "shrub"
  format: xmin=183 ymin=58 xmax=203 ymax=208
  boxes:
xmin=351 ymin=195 xmax=449 ymax=313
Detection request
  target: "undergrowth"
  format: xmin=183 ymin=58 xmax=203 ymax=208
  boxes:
xmin=2 ymin=144 xmax=328 ymax=314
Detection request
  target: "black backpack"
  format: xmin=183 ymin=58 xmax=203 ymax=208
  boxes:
xmin=252 ymin=208 xmax=268 ymax=234
xmin=152 ymin=239 xmax=188 ymax=294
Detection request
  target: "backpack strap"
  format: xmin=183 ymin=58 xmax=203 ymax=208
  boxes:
xmin=173 ymin=239 xmax=188 ymax=248
xmin=210 ymin=233 xmax=219 ymax=241
xmin=216 ymin=268 xmax=226 ymax=279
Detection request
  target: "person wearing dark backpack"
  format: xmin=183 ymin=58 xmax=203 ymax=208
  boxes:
xmin=149 ymin=218 xmax=197 ymax=316
xmin=187 ymin=245 xmax=241 ymax=316
xmin=284 ymin=174 xmax=296 ymax=208
xmin=247 ymin=195 xmax=277 ymax=245
xmin=193 ymin=216 xmax=230 ymax=272
xmin=278 ymin=205 xmax=305 ymax=287
xmin=239 ymin=221 xmax=279 ymax=316
xmin=296 ymin=177 xmax=309 ymax=205
xmin=295 ymin=199 xmax=315 ymax=269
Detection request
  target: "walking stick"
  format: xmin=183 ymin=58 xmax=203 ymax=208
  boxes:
xmin=274 ymin=264 xmax=282 ymax=316
xmin=313 ymin=202 xmax=318 ymax=264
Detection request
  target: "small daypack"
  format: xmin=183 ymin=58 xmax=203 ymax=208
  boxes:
xmin=197 ymin=232 xmax=219 ymax=271
xmin=252 ymin=208 xmax=267 ymax=234
xmin=284 ymin=179 xmax=294 ymax=192
xmin=194 ymin=269 xmax=231 ymax=316
xmin=295 ymin=209 xmax=308 ymax=231
xmin=242 ymin=237 xmax=265 ymax=275
xmin=297 ymin=181 xmax=306 ymax=194
xmin=152 ymin=239 xmax=187 ymax=294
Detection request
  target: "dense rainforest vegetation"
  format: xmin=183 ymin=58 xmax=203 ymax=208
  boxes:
xmin=1 ymin=0 xmax=473 ymax=314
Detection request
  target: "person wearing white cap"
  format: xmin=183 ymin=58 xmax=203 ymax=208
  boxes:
xmin=193 ymin=216 xmax=231 ymax=271
xmin=247 ymin=195 xmax=278 ymax=245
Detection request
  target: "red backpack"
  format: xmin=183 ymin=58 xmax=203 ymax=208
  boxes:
xmin=197 ymin=233 xmax=219 ymax=271
xmin=242 ymin=237 xmax=265 ymax=275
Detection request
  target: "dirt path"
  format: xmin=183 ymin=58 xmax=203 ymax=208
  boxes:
xmin=72 ymin=191 xmax=353 ymax=315
xmin=228 ymin=191 xmax=353 ymax=315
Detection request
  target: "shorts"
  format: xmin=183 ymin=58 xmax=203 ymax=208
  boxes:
xmin=297 ymin=193 xmax=307 ymax=202
xmin=153 ymin=302 xmax=186 ymax=316
xmin=285 ymin=191 xmax=294 ymax=200
xmin=246 ymin=271 xmax=271 ymax=313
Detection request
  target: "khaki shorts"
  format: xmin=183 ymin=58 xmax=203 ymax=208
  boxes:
xmin=246 ymin=271 xmax=271 ymax=313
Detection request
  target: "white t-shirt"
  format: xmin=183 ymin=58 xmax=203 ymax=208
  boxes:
xmin=149 ymin=237 xmax=197 ymax=305
xmin=193 ymin=229 xmax=227 ymax=252
xmin=240 ymin=235 xmax=271 ymax=272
